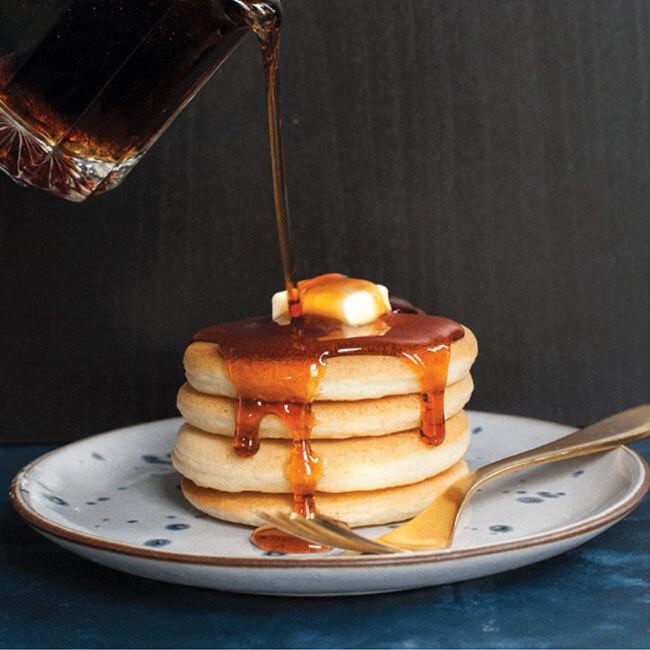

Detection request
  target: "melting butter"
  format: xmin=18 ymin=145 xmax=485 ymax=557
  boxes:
xmin=272 ymin=273 xmax=391 ymax=326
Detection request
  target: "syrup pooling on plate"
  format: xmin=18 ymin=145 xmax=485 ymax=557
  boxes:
xmin=250 ymin=524 xmax=331 ymax=554
xmin=191 ymin=301 xmax=465 ymax=531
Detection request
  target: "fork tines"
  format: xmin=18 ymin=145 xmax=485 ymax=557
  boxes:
xmin=260 ymin=511 xmax=404 ymax=554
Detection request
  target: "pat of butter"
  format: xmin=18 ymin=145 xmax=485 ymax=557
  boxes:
xmin=272 ymin=275 xmax=391 ymax=326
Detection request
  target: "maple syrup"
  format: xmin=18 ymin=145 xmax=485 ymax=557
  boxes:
xmin=250 ymin=525 xmax=331 ymax=554
xmin=192 ymin=295 xmax=464 ymax=553
xmin=243 ymin=1 xmax=300 ymax=312
xmin=203 ymin=6 xmax=464 ymax=553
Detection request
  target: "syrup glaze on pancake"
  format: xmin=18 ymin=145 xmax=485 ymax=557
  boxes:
xmin=191 ymin=280 xmax=465 ymax=523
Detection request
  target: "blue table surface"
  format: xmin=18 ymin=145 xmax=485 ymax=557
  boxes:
xmin=1 ymin=439 xmax=649 ymax=649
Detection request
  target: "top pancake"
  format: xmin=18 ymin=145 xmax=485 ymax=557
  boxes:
xmin=184 ymin=325 xmax=478 ymax=401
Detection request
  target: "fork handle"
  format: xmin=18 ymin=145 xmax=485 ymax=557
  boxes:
xmin=472 ymin=404 xmax=650 ymax=490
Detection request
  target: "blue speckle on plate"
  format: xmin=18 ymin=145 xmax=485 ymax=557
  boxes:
xmin=97 ymin=497 xmax=110 ymax=502
xmin=264 ymin=551 xmax=285 ymax=557
xmin=165 ymin=523 xmax=190 ymax=531
xmin=502 ymin=490 xmax=510 ymax=494
xmin=538 ymin=491 xmax=562 ymax=498
xmin=489 ymin=525 xmax=513 ymax=533
xmin=86 ymin=501 xmax=96 ymax=506
xmin=517 ymin=496 xmax=544 ymax=504
xmin=166 ymin=515 xmax=176 ymax=519
xmin=45 ymin=495 xmax=69 ymax=506
xmin=572 ymin=470 xmax=584 ymax=477
xmin=518 ymin=479 xmax=526 ymax=483
xmin=127 ymin=520 xmax=138 ymax=524
xmin=118 ymin=486 xmax=127 ymax=491
xmin=141 ymin=454 xmax=172 ymax=465
xmin=472 ymin=427 xmax=482 ymax=434
xmin=143 ymin=538 xmax=172 ymax=547
xmin=517 ymin=490 xmax=527 ymax=494
xmin=102 ymin=518 xmax=110 ymax=522
xmin=91 ymin=452 xmax=105 ymax=461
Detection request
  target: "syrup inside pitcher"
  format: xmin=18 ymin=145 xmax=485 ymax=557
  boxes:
xmin=0 ymin=0 xmax=281 ymax=202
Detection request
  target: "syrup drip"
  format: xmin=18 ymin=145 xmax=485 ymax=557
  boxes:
xmin=232 ymin=397 xmax=322 ymax=516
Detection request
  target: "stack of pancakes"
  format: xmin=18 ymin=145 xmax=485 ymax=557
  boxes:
xmin=172 ymin=326 xmax=478 ymax=528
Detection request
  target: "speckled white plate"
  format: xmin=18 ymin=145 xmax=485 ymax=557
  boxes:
xmin=10 ymin=412 xmax=648 ymax=596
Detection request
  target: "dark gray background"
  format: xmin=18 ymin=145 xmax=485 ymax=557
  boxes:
xmin=1 ymin=0 xmax=648 ymax=444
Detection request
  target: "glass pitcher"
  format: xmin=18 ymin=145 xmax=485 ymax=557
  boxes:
xmin=0 ymin=0 xmax=280 ymax=202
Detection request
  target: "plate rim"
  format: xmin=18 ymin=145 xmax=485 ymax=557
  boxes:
xmin=10 ymin=412 xmax=649 ymax=569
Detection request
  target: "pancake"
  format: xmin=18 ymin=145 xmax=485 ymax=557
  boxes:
xmin=184 ymin=325 xmax=478 ymax=401
xmin=177 ymin=373 xmax=474 ymax=440
xmin=181 ymin=458 xmax=469 ymax=527
xmin=172 ymin=410 xmax=470 ymax=494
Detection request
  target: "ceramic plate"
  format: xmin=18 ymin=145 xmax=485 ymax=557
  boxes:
xmin=10 ymin=412 xmax=648 ymax=596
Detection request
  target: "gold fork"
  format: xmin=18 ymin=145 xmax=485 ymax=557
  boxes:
xmin=260 ymin=404 xmax=650 ymax=554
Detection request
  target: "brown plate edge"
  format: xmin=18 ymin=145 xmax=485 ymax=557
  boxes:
xmin=9 ymin=442 xmax=649 ymax=570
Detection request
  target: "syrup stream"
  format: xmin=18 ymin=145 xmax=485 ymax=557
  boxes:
xmin=245 ymin=2 xmax=301 ymax=317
